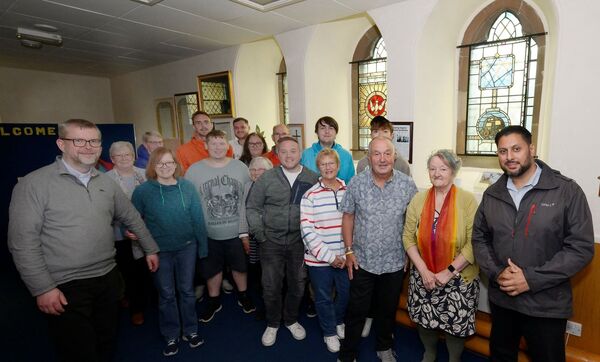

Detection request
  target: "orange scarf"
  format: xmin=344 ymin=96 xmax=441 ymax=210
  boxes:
xmin=417 ymin=185 xmax=457 ymax=273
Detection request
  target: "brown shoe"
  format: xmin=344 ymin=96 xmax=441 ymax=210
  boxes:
xmin=131 ymin=312 xmax=144 ymax=326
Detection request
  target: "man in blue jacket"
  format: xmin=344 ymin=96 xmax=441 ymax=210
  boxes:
xmin=300 ymin=116 xmax=355 ymax=184
xmin=472 ymin=125 xmax=594 ymax=362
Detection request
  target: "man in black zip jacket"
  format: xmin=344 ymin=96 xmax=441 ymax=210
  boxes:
xmin=472 ymin=125 xmax=594 ymax=362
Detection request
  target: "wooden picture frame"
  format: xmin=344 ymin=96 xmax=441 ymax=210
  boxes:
xmin=288 ymin=123 xmax=305 ymax=149
xmin=391 ymin=121 xmax=414 ymax=164
xmin=197 ymin=71 xmax=235 ymax=118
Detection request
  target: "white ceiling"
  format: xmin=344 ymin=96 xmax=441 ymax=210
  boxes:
xmin=0 ymin=0 xmax=403 ymax=77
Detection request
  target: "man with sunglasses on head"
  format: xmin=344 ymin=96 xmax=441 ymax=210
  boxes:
xmin=8 ymin=119 xmax=159 ymax=362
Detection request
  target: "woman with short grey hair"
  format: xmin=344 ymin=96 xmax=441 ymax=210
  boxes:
xmin=403 ymin=149 xmax=480 ymax=362
xmin=106 ymin=141 xmax=148 ymax=326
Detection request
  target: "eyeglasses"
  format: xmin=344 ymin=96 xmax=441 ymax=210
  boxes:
xmin=61 ymin=138 xmax=102 ymax=148
xmin=318 ymin=162 xmax=337 ymax=168
xmin=112 ymin=153 xmax=133 ymax=159
xmin=248 ymin=142 xmax=263 ymax=147
xmin=156 ymin=161 xmax=176 ymax=168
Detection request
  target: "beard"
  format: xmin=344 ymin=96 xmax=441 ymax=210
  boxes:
xmin=501 ymin=156 xmax=534 ymax=177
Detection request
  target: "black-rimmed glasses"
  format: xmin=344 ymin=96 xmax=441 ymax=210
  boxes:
xmin=61 ymin=138 xmax=102 ymax=148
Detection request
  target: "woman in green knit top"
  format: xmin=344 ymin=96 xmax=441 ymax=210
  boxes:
xmin=132 ymin=147 xmax=207 ymax=357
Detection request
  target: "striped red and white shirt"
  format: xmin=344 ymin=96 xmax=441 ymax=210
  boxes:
xmin=300 ymin=178 xmax=346 ymax=267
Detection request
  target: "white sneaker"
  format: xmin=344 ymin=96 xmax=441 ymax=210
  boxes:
xmin=324 ymin=335 xmax=340 ymax=353
xmin=194 ymin=285 xmax=205 ymax=301
xmin=222 ymin=279 xmax=234 ymax=294
xmin=261 ymin=326 xmax=278 ymax=346
xmin=361 ymin=317 xmax=373 ymax=337
xmin=285 ymin=322 xmax=306 ymax=340
xmin=376 ymin=348 xmax=396 ymax=362
xmin=336 ymin=323 xmax=345 ymax=339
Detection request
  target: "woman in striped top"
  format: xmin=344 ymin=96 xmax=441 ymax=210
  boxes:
xmin=300 ymin=148 xmax=349 ymax=354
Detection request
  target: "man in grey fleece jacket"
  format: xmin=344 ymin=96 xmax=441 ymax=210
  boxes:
xmin=246 ymin=136 xmax=318 ymax=347
xmin=8 ymin=119 xmax=159 ymax=362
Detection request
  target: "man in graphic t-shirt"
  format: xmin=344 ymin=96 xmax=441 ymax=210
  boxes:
xmin=185 ymin=129 xmax=253 ymax=322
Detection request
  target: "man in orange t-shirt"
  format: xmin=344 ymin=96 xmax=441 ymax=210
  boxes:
xmin=177 ymin=111 xmax=233 ymax=173
xmin=264 ymin=124 xmax=289 ymax=167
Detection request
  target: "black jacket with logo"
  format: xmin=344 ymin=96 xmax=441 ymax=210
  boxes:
xmin=472 ymin=160 xmax=594 ymax=318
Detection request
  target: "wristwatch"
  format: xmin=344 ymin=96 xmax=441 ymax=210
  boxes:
xmin=447 ymin=264 xmax=459 ymax=275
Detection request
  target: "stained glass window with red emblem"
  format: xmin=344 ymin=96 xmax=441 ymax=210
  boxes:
xmin=357 ymin=37 xmax=387 ymax=150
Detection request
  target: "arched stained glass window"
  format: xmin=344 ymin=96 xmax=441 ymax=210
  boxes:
xmin=354 ymin=32 xmax=387 ymax=151
xmin=462 ymin=10 xmax=543 ymax=155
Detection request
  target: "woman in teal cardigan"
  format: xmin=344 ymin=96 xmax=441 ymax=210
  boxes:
xmin=132 ymin=147 xmax=207 ymax=357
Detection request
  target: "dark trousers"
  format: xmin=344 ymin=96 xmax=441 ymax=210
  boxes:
xmin=115 ymin=239 xmax=149 ymax=314
xmin=339 ymin=267 xmax=405 ymax=361
xmin=47 ymin=267 xmax=122 ymax=362
xmin=260 ymin=240 xmax=306 ymax=327
xmin=490 ymin=302 xmax=567 ymax=362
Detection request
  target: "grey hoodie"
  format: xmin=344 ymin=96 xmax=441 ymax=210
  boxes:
xmin=8 ymin=157 xmax=159 ymax=297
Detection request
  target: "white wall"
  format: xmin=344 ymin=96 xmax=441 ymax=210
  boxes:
xmin=548 ymin=0 xmax=600 ymax=240
xmin=0 ymin=66 xmax=113 ymax=124
xmin=275 ymin=26 xmax=316 ymax=127
xmin=111 ymin=46 xmax=239 ymax=143
xmin=233 ymin=39 xmax=282 ymax=146
xmin=303 ymin=17 xmax=373 ymax=148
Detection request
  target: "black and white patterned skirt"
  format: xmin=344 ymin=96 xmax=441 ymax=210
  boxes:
xmin=407 ymin=266 xmax=480 ymax=337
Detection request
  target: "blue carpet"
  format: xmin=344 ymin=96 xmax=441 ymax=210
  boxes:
xmin=2 ymin=267 xmax=489 ymax=362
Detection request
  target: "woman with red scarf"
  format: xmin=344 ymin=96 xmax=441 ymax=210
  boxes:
xmin=403 ymin=149 xmax=480 ymax=362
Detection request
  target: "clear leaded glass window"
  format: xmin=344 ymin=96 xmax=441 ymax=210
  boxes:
xmin=357 ymin=37 xmax=387 ymax=150
xmin=465 ymin=11 xmax=537 ymax=155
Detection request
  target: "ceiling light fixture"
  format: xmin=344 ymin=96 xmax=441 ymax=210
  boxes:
xmin=230 ymin=0 xmax=304 ymax=12
xmin=17 ymin=27 xmax=63 ymax=46
xmin=20 ymin=39 xmax=43 ymax=49
xmin=129 ymin=0 xmax=165 ymax=5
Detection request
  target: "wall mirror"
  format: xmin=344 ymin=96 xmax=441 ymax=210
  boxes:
xmin=174 ymin=92 xmax=199 ymax=144
xmin=197 ymin=71 xmax=235 ymax=118
xmin=155 ymin=98 xmax=176 ymax=139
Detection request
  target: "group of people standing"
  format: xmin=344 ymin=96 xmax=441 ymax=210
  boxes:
xmin=7 ymin=112 xmax=594 ymax=362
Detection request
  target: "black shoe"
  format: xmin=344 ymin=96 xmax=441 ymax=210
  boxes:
xmin=163 ymin=339 xmax=179 ymax=357
xmin=183 ymin=333 xmax=204 ymax=348
xmin=306 ymin=302 xmax=317 ymax=318
xmin=237 ymin=294 xmax=256 ymax=314
xmin=199 ymin=298 xmax=222 ymax=323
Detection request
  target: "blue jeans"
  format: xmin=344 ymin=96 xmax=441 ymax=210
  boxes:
xmin=153 ymin=242 xmax=198 ymax=341
xmin=308 ymin=265 xmax=350 ymax=337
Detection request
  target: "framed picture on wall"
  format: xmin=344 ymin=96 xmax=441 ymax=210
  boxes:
xmin=287 ymin=123 xmax=305 ymax=149
xmin=391 ymin=121 xmax=413 ymax=164
xmin=214 ymin=119 xmax=233 ymax=140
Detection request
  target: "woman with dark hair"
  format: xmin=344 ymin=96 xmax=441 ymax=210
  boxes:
xmin=132 ymin=147 xmax=208 ymax=357
xmin=239 ymin=132 xmax=268 ymax=166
